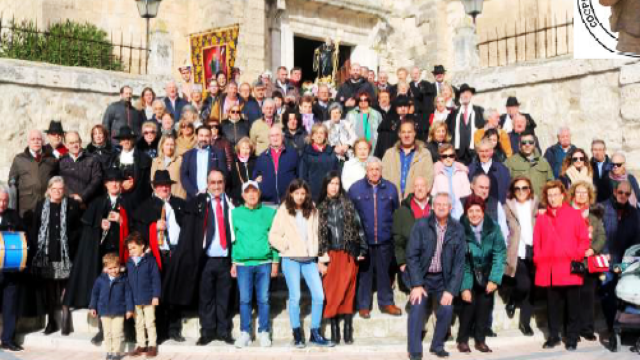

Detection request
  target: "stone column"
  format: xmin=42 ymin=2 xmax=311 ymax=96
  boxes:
xmin=147 ymin=29 xmax=173 ymax=77
xmin=452 ymin=22 xmax=480 ymax=72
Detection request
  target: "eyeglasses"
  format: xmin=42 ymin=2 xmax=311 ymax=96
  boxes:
xmin=359 ymin=98 xmax=369 ymax=103
xmin=571 ymin=156 xmax=585 ymax=163
xmin=440 ymin=154 xmax=456 ymax=159
xmin=521 ymin=140 xmax=535 ymax=146
xmin=547 ymin=193 xmax=564 ymax=198
xmin=514 ymin=186 xmax=530 ymax=192
xmin=613 ymin=162 xmax=625 ymax=168
xmin=143 ymin=131 xmax=156 ymax=135
xmin=208 ymin=180 xmax=224 ymax=185
xmin=180 ymin=125 xmax=189 ymax=129
xmin=617 ymin=190 xmax=632 ymax=196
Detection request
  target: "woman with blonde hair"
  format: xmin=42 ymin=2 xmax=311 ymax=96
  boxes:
xmin=341 ymin=138 xmax=371 ymax=191
xmin=229 ymin=137 xmax=258 ymax=205
xmin=299 ymin=123 xmax=340 ymax=202
xmin=150 ymin=135 xmax=186 ymax=199
xmin=429 ymin=95 xmax=451 ymax=125
xmin=426 ymin=121 xmax=452 ymax=163
xmin=175 ymin=121 xmax=196 ymax=156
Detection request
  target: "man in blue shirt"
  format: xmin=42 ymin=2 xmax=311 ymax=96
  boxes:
xmin=180 ymin=125 xmax=228 ymax=199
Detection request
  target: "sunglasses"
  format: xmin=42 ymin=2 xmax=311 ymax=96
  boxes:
xmin=441 ymin=154 xmax=456 ymax=159
xmin=230 ymin=110 xmax=240 ymax=114
xmin=359 ymin=99 xmax=369 ymax=103
xmin=514 ymin=186 xmax=530 ymax=192
xmin=143 ymin=131 xmax=156 ymax=135
xmin=617 ymin=190 xmax=632 ymax=196
xmin=521 ymin=140 xmax=535 ymax=146
xmin=613 ymin=162 xmax=625 ymax=168
xmin=571 ymin=156 xmax=585 ymax=163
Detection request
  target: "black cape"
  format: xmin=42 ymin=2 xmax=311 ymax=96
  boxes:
xmin=62 ymin=194 xmax=134 ymax=308
xmin=132 ymin=196 xmax=187 ymax=246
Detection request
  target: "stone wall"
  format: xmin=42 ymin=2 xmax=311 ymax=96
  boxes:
xmin=453 ymin=57 xmax=640 ymax=170
xmin=0 ymin=58 xmax=170 ymax=180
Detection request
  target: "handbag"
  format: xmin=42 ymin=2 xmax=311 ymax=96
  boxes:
xmin=587 ymin=255 xmax=609 ymax=273
xmin=570 ymin=260 xmax=586 ymax=274
xmin=468 ymin=248 xmax=489 ymax=289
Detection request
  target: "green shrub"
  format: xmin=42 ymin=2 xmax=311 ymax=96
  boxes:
xmin=0 ymin=19 xmax=124 ymax=71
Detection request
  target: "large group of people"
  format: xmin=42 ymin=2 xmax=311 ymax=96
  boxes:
xmin=0 ymin=61 xmax=637 ymax=360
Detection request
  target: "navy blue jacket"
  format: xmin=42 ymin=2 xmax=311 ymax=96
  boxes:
xmin=241 ymin=97 xmax=263 ymax=126
xmin=467 ymin=159 xmax=511 ymax=204
xmin=543 ymin=143 xmax=576 ymax=179
xmin=406 ymin=215 xmax=466 ymax=295
xmin=602 ymin=198 xmax=640 ymax=266
xmin=180 ymin=146 xmax=228 ymax=199
xmin=253 ymin=146 xmax=299 ymax=204
xmin=89 ymin=273 xmax=134 ymax=316
xmin=348 ymin=178 xmax=399 ymax=245
xmin=298 ymin=145 xmax=340 ymax=202
xmin=163 ymin=96 xmax=189 ymax=123
xmin=126 ymin=253 xmax=161 ymax=306
xmin=592 ymin=156 xmax=614 ymax=203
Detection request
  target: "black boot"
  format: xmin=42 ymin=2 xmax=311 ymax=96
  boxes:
xmin=292 ymin=327 xmax=305 ymax=348
xmin=330 ymin=317 xmax=341 ymax=344
xmin=309 ymin=328 xmax=335 ymax=347
xmin=343 ymin=314 xmax=354 ymax=345
xmin=43 ymin=310 xmax=59 ymax=335
xmin=91 ymin=321 xmax=104 ymax=346
xmin=61 ymin=306 xmax=72 ymax=336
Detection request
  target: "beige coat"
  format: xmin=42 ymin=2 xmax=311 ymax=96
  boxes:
xmin=269 ymin=205 xmax=324 ymax=259
xmin=381 ymin=141 xmax=434 ymax=200
xmin=150 ymin=155 xmax=187 ymax=199
xmin=504 ymin=196 xmax=539 ymax=277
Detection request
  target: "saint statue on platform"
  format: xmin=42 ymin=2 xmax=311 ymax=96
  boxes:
xmin=313 ymin=37 xmax=339 ymax=84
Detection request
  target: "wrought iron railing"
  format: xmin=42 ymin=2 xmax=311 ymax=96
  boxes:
xmin=477 ymin=15 xmax=573 ymax=68
xmin=0 ymin=17 xmax=148 ymax=74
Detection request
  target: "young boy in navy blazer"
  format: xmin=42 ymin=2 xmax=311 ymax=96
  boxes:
xmin=126 ymin=232 xmax=161 ymax=357
xmin=90 ymin=253 xmax=134 ymax=360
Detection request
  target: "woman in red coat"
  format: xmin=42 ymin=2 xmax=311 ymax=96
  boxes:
xmin=533 ymin=180 xmax=590 ymax=352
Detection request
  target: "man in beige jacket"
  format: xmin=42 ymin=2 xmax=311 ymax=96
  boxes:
xmin=382 ymin=119 xmax=434 ymax=200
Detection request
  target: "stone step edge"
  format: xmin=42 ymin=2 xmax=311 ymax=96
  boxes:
xmin=20 ymin=330 xmax=547 ymax=354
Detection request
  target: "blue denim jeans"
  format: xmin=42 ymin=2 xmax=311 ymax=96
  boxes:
xmin=281 ymin=258 xmax=324 ymax=329
xmin=236 ymin=263 xmax=272 ymax=333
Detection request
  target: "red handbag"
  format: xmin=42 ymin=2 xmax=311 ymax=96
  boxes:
xmin=587 ymin=255 xmax=609 ymax=273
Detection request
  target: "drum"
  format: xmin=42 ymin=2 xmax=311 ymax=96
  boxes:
xmin=0 ymin=232 xmax=27 ymax=272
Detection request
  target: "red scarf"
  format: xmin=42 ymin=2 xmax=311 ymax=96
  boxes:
xmin=118 ymin=207 xmax=130 ymax=265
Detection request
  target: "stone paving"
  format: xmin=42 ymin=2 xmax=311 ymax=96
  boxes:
xmin=4 ymin=329 xmax=638 ymax=360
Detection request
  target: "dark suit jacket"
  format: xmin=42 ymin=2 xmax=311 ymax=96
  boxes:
xmin=180 ymin=147 xmax=228 ymax=199
xmin=163 ymin=97 xmax=189 ymax=123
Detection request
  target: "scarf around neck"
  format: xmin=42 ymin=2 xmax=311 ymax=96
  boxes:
xmin=33 ymin=197 xmax=71 ymax=278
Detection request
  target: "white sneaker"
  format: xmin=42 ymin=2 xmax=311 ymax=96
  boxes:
xmin=258 ymin=331 xmax=272 ymax=347
xmin=234 ymin=331 xmax=252 ymax=348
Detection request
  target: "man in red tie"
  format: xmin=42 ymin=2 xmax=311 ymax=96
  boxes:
xmin=196 ymin=169 xmax=236 ymax=346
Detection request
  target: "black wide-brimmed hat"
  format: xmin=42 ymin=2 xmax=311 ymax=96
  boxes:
xmin=114 ymin=126 xmax=136 ymax=140
xmin=103 ymin=168 xmax=124 ymax=182
xmin=152 ymin=170 xmax=176 ymax=186
xmin=432 ymin=65 xmax=446 ymax=75
xmin=505 ymin=96 xmax=520 ymax=107
xmin=458 ymin=83 xmax=476 ymax=95
xmin=45 ymin=120 xmax=65 ymax=135
xmin=394 ymin=95 xmax=411 ymax=108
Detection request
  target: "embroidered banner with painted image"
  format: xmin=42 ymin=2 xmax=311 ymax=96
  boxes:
xmin=189 ymin=24 xmax=240 ymax=93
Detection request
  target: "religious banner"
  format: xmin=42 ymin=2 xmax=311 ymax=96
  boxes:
xmin=189 ymin=24 xmax=240 ymax=92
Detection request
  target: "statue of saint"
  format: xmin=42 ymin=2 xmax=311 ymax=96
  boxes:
xmin=313 ymin=38 xmax=339 ymax=83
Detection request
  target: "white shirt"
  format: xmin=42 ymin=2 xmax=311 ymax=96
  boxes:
xmin=481 ymin=160 xmax=492 ymax=174
xmin=120 ymin=149 xmax=134 ymax=165
xmin=108 ymin=195 xmax=118 ymax=207
xmin=502 ymin=114 xmax=514 ymax=133
xmin=515 ymin=200 xmax=533 ymax=259
xmin=163 ymin=199 xmax=181 ymax=248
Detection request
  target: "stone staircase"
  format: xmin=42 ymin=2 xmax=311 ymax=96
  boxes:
xmin=14 ymin=275 xmax=552 ymax=346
